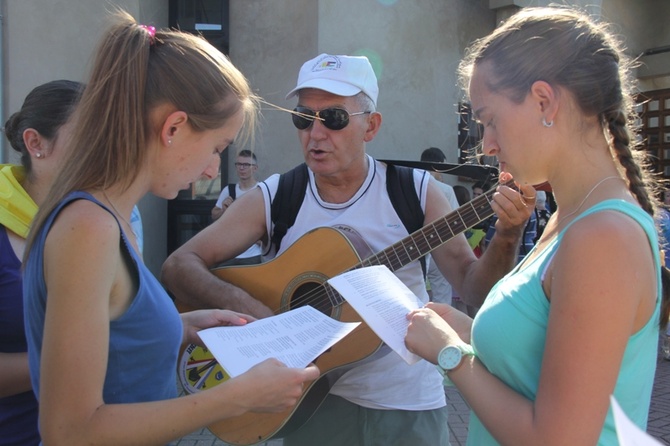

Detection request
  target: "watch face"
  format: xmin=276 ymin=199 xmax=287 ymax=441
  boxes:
xmin=438 ymin=346 xmax=463 ymax=371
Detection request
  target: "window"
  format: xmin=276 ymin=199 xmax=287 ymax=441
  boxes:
xmin=637 ymin=89 xmax=670 ymax=178
xmin=169 ymin=0 xmax=230 ymax=53
xmin=166 ymin=0 xmax=230 ymax=254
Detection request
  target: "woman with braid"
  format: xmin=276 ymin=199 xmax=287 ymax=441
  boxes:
xmin=22 ymin=11 xmax=317 ymax=446
xmin=406 ymin=7 xmax=669 ymax=445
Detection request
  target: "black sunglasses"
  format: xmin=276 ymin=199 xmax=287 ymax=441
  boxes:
xmin=291 ymin=106 xmax=371 ymax=131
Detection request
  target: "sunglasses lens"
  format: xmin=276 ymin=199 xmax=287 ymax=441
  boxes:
xmin=292 ymin=107 xmax=314 ymax=130
xmin=291 ymin=107 xmax=352 ymax=131
xmin=320 ymin=108 xmax=349 ymax=130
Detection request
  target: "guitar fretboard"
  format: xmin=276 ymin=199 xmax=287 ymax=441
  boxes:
xmin=364 ymin=182 xmax=506 ymax=271
xmin=322 ymin=180 xmax=510 ymax=308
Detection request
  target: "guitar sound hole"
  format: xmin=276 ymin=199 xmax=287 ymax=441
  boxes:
xmin=291 ymin=282 xmax=333 ymax=316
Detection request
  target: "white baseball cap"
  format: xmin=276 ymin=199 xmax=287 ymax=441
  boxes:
xmin=285 ymin=54 xmax=379 ymax=107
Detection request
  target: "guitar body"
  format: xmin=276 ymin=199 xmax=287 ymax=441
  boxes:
xmin=179 ymin=227 xmax=384 ymax=445
xmin=175 ymin=181 xmax=508 ymax=445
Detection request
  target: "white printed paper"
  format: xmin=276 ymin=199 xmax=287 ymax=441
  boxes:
xmin=327 ymin=265 xmax=422 ymax=364
xmin=198 ymin=305 xmax=359 ymax=378
xmin=611 ymin=395 xmax=663 ymax=446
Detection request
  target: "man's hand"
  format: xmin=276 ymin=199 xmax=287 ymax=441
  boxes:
xmin=490 ymin=172 xmax=535 ymax=240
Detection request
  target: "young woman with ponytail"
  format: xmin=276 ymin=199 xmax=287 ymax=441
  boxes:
xmin=22 ymin=10 xmax=317 ymax=446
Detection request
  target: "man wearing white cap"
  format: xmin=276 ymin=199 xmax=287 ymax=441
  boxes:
xmin=163 ymin=53 xmax=535 ymax=445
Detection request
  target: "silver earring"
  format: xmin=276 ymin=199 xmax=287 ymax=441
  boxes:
xmin=542 ymin=117 xmax=553 ymax=128
xmin=168 ymin=139 xmax=172 ymax=145
xmin=35 ymin=152 xmax=42 ymax=158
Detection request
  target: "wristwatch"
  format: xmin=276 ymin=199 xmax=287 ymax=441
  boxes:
xmin=436 ymin=344 xmax=475 ymax=386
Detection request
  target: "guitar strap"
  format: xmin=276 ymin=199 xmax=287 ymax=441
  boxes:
xmin=270 ymin=161 xmax=426 ymax=275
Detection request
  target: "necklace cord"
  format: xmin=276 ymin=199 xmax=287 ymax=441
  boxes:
xmin=556 ymin=176 xmax=623 ymax=228
xmin=101 ymin=190 xmax=134 ymax=233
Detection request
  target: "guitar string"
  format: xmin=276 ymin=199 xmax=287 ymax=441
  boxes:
xmin=277 ymin=187 xmax=499 ymax=313
xmin=273 ymin=183 xmax=501 ymax=314
xmin=187 ymin=182 xmax=500 ymax=388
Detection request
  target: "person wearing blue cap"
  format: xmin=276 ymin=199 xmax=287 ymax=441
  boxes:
xmin=163 ymin=53 xmax=535 ymax=445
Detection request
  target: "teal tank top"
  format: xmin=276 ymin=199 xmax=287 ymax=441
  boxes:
xmin=468 ymin=200 xmax=662 ymax=445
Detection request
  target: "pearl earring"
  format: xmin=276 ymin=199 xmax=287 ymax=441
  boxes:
xmin=35 ymin=153 xmax=42 ymax=158
xmin=542 ymin=117 xmax=553 ymax=128
xmin=168 ymin=139 xmax=172 ymax=145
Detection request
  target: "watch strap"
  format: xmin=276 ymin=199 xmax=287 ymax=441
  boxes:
xmin=436 ymin=344 xmax=475 ymax=387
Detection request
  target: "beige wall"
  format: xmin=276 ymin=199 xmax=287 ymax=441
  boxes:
xmin=229 ymin=0 xmax=669 ymax=186
xmin=229 ymin=0 xmax=319 ymax=180
xmin=2 ymin=0 xmax=666 ymax=275
xmin=490 ymin=1 xmax=670 ymax=90
xmin=601 ymin=0 xmax=670 ymax=90
xmin=2 ymin=0 xmax=169 ymax=275
xmin=230 ymin=0 xmax=495 ymax=184
xmin=3 ymin=1 xmax=167 ymax=146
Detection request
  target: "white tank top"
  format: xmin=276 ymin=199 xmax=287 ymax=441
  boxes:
xmin=259 ymin=156 xmax=445 ymax=410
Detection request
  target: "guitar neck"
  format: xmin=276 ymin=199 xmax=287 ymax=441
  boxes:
xmin=359 ymin=180 xmax=512 ymax=273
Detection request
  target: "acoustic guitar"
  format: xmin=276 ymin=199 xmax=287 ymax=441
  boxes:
xmin=177 ymin=180 xmax=509 ymax=445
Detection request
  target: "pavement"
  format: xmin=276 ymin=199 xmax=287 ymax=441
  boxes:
xmin=174 ymin=342 xmax=670 ymax=446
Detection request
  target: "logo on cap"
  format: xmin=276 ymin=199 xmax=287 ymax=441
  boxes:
xmin=312 ymin=55 xmax=341 ymax=72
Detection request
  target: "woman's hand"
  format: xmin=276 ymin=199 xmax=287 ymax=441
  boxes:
xmin=181 ymin=309 xmax=255 ymax=346
xmin=405 ymin=305 xmax=465 ymax=364
xmin=230 ymin=360 xmax=320 ymax=413
xmin=424 ymin=302 xmax=474 ymax=344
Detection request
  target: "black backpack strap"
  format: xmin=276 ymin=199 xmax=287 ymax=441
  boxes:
xmin=228 ymin=183 xmax=236 ymax=200
xmin=270 ymin=161 xmax=426 ymax=275
xmin=270 ymin=163 xmax=309 ymax=252
xmin=385 ymin=163 xmax=426 ymax=277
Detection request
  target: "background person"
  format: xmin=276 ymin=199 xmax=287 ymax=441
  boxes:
xmin=0 ymin=79 xmax=83 ymax=446
xmin=405 ymin=7 xmax=670 ymax=445
xmin=22 ymin=13 xmax=318 ymax=446
xmin=483 ymin=202 xmax=537 ymax=263
xmin=162 ymin=53 xmax=535 ymax=446
xmin=211 ymin=149 xmax=262 ymax=265
xmin=533 ymin=190 xmax=551 ymax=243
xmin=212 ymin=149 xmax=259 ymax=221
xmin=658 ymin=190 xmax=670 ymax=360
xmin=420 ymin=147 xmax=460 ymax=305
xmin=451 ymin=184 xmax=483 ymax=318
xmin=470 ymin=181 xmax=491 ymax=258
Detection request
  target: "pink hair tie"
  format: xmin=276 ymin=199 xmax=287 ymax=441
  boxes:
xmin=140 ymin=24 xmax=156 ymax=45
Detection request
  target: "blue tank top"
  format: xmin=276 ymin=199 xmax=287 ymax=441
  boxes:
xmin=23 ymin=192 xmax=183 ymax=408
xmin=468 ymin=200 xmax=662 ymax=445
xmin=0 ymin=225 xmax=40 ymax=445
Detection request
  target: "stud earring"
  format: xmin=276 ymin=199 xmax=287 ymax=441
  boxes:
xmin=542 ymin=117 xmax=553 ymax=128
xmin=168 ymin=139 xmax=172 ymax=145
xmin=35 ymin=152 xmax=42 ymax=158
